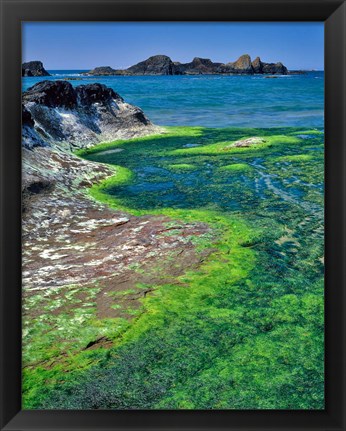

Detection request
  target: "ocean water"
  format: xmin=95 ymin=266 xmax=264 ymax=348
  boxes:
xmin=22 ymin=70 xmax=324 ymax=128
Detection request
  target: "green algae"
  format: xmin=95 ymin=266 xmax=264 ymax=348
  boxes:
xmin=23 ymin=126 xmax=324 ymax=410
xmin=219 ymin=163 xmax=251 ymax=172
xmin=276 ymin=154 xmax=314 ymax=162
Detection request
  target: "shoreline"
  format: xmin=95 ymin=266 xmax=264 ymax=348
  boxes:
xmin=23 ymin=125 xmax=324 ymax=409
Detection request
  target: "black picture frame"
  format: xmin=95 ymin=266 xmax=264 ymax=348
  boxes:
xmin=1 ymin=1 xmax=345 ymax=430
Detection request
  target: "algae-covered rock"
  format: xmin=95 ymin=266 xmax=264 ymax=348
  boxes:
xmin=224 ymin=137 xmax=266 ymax=149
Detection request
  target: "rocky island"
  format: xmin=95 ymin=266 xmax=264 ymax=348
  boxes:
xmin=22 ymin=60 xmax=51 ymax=77
xmin=85 ymin=54 xmax=288 ymax=76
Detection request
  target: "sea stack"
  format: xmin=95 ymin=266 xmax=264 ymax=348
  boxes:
xmin=85 ymin=54 xmax=288 ymax=76
xmin=22 ymin=61 xmax=51 ymax=77
xmin=251 ymin=57 xmax=263 ymax=73
xmin=126 ymin=55 xmax=176 ymax=75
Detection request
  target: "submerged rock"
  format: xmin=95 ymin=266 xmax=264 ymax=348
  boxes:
xmin=224 ymin=137 xmax=267 ymax=149
xmin=22 ymin=61 xmax=50 ymax=77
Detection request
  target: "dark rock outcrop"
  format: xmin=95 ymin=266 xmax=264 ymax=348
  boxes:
xmin=262 ymin=61 xmax=288 ymax=75
xmin=218 ymin=54 xmax=254 ymax=74
xmin=86 ymin=66 xmax=130 ymax=76
xmin=75 ymin=82 xmax=123 ymax=106
xmin=23 ymin=80 xmax=78 ymax=108
xmin=251 ymin=57 xmax=288 ymax=75
xmin=87 ymin=66 xmax=117 ymax=75
xmin=22 ymin=80 xmax=157 ymax=149
xmin=251 ymin=57 xmax=263 ymax=74
xmin=22 ymin=105 xmax=35 ymax=127
xmin=22 ymin=61 xmax=50 ymax=77
xmin=175 ymin=57 xmax=223 ymax=75
xmin=127 ymin=55 xmax=176 ymax=75
xmin=85 ymin=54 xmax=288 ymax=76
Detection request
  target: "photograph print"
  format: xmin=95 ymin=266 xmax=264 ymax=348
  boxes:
xmin=22 ymin=22 xmax=324 ymax=410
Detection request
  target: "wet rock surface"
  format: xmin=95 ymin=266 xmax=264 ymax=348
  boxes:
xmin=22 ymin=82 xmax=213 ymax=327
xmin=22 ymin=81 xmax=160 ymax=149
xmin=24 ymin=80 xmax=78 ymax=108
xmin=22 ymin=146 xmax=212 ymax=320
xmin=224 ymin=137 xmax=267 ymax=149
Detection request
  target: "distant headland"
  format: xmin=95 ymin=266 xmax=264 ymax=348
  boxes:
xmin=84 ymin=54 xmax=288 ymax=76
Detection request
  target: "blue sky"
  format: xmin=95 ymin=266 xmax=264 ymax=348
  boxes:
xmin=23 ymin=22 xmax=324 ymax=70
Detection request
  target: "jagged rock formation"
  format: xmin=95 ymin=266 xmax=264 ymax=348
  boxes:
xmin=22 ymin=80 xmax=212 ymax=332
xmin=262 ymin=62 xmax=288 ymax=75
xmin=22 ymin=80 xmax=158 ymax=149
xmin=126 ymin=55 xmax=175 ymax=75
xmin=252 ymin=56 xmax=288 ymax=75
xmin=86 ymin=66 xmax=130 ymax=76
xmin=22 ymin=61 xmax=50 ymax=77
xmin=175 ymin=57 xmax=223 ymax=75
xmin=252 ymin=57 xmax=263 ymax=74
xmin=85 ymin=54 xmax=288 ymax=76
xmin=217 ymin=54 xmax=254 ymax=74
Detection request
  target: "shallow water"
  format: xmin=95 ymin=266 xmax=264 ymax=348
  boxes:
xmin=85 ymin=127 xmax=324 ymax=219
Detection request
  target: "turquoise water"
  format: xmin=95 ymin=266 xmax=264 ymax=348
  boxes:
xmin=22 ymin=70 xmax=324 ymax=128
